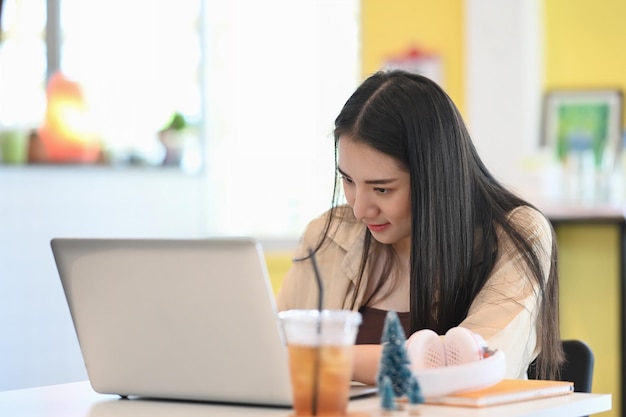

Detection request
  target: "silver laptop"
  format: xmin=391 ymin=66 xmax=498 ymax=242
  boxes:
xmin=51 ymin=237 xmax=376 ymax=407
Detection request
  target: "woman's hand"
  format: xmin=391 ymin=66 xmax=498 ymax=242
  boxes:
xmin=352 ymin=344 xmax=382 ymax=384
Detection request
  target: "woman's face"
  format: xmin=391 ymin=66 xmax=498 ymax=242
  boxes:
xmin=337 ymin=136 xmax=412 ymax=256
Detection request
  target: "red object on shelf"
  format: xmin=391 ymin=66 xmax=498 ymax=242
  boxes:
xmin=385 ymin=45 xmax=443 ymax=86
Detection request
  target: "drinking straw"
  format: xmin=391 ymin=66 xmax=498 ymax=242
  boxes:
xmin=309 ymin=249 xmax=324 ymax=416
xmin=310 ymin=249 xmax=324 ymax=312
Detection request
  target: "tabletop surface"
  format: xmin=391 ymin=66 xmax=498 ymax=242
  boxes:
xmin=0 ymin=380 xmax=611 ymax=417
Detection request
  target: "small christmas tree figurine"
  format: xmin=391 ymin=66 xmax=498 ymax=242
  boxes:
xmin=407 ymin=375 xmax=425 ymax=415
xmin=377 ymin=311 xmax=413 ymax=397
xmin=380 ymin=375 xmax=397 ymax=413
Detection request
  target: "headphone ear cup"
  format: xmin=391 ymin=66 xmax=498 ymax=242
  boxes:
xmin=443 ymin=327 xmax=487 ymax=366
xmin=406 ymin=329 xmax=447 ymax=369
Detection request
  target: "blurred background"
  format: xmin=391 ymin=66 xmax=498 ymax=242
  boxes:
xmin=1 ymin=0 xmax=625 ymax=401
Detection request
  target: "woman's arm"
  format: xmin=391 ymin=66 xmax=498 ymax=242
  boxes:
xmin=352 ymin=344 xmax=382 ymax=384
xmin=460 ymin=207 xmax=552 ymax=378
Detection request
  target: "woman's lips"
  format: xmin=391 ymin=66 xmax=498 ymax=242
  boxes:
xmin=366 ymin=223 xmax=390 ymax=232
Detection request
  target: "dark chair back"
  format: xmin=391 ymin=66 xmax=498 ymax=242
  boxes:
xmin=527 ymin=339 xmax=594 ymax=393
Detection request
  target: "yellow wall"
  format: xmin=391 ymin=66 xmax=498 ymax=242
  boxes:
xmin=361 ymin=3 xmax=625 ymax=414
xmin=361 ymin=0 xmax=465 ymax=115
xmin=543 ymin=6 xmax=626 ymax=413
xmin=361 ymin=1 xmax=626 ymax=126
xmin=556 ymin=223 xmax=621 ymax=416
xmin=544 ymin=0 xmax=626 ymax=126
xmin=265 ymin=251 xmax=293 ymax=295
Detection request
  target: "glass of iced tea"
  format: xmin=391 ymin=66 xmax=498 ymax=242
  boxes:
xmin=278 ymin=309 xmax=362 ymax=416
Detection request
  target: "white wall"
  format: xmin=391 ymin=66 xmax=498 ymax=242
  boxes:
xmin=0 ymin=167 xmax=208 ymax=391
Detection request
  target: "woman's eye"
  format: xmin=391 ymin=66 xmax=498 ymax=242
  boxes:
xmin=341 ymin=176 xmax=354 ymax=184
xmin=374 ymin=187 xmax=389 ymax=194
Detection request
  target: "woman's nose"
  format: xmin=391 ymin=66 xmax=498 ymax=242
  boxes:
xmin=351 ymin=191 xmax=377 ymax=221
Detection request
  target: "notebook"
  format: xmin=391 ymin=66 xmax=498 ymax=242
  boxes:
xmin=51 ymin=237 xmax=377 ymax=407
xmin=425 ymin=379 xmax=574 ymax=407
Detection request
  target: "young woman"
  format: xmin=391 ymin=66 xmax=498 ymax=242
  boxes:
xmin=276 ymin=70 xmax=563 ymax=384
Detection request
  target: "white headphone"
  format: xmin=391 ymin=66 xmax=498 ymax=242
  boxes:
xmin=405 ymin=327 xmax=506 ymax=397
xmin=407 ymin=327 xmax=488 ymax=368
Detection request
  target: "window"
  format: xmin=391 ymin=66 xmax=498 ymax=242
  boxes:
xmin=0 ymin=0 xmax=203 ymax=170
xmin=60 ymin=0 xmax=203 ymax=170
xmin=202 ymin=0 xmax=360 ymax=236
xmin=0 ymin=0 xmax=360 ymax=237
xmin=0 ymin=0 xmax=47 ymax=129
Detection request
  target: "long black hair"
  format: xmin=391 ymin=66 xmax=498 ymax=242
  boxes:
xmin=316 ymin=70 xmax=563 ymax=379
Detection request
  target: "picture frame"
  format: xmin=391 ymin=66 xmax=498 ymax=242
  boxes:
xmin=541 ymin=89 xmax=624 ymax=170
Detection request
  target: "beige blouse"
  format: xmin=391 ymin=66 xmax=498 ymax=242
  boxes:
xmin=276 ymin=204 xmax=553 ymax=379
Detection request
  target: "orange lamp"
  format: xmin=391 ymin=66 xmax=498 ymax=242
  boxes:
xmin=38 ymin=72 xmax=101 ymax=163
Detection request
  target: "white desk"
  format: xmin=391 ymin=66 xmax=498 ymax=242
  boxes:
xmin=0 ymin=381 xmax=611 ymax=417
